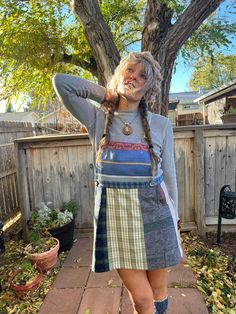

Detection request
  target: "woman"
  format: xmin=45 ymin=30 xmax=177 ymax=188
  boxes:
xmin=53 ymin=51 xmax=183 ymax=314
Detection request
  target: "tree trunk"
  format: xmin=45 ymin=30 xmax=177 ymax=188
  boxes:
xmin=71 ymin=0 xmax=120 ymax=85
xmin=142 ymin=0 xmax=225 ymax=114
xmin=71 ymin=0 xmax=225 ymax=114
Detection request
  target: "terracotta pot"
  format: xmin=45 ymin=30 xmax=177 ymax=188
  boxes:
xmin=26 ymin=237 xmax=59 ymax=270
xmin=9 ymin=266 xmax=43 ymax=293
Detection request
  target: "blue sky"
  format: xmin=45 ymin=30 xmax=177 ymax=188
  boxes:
xmin=170 ymin=0 xmax=236 ymax=92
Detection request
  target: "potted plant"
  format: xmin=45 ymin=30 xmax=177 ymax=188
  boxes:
xmin=28 ymin=200 xmax=78 ymax=253
xmin=25 ymin=234 xmax=59 ymax=270
xmin=9 ymin=258 xmax=43 ymax=294
xmin=220 ymin=106 xmax=236 ymax=124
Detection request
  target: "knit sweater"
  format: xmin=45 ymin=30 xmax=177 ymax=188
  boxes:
xmin=52 ymin=73 xmax=179 ymax=221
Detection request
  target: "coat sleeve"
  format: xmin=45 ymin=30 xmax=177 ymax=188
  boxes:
xmin=52 ymin=74 xmax=106 ymax=134
xmin=161 ymin=119 xmax=179 ymax=221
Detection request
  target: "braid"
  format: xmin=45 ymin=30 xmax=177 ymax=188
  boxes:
xmin=139 ymin=99 xmax=160 ymax=175
xmin=96 ymin=101 xmax=118 ymax=163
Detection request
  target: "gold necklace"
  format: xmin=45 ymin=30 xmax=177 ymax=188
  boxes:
xmin=116 ymin=112 xmax=139 ymax=136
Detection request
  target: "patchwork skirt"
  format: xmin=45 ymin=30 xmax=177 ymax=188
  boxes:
xmin=92 ymin=180 xmax=183 ymax=272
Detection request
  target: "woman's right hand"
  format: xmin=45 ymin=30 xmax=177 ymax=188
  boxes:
xmin=101 ymin=89 xmax=119 ymax=112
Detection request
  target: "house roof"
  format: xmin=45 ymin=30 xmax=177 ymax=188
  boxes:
xmin=35 ymin=109 xmax=60 ymax=122
xmin=0 ymin=111 xmax=39 ymax=122
xmin=194 ymin=78 xmax=236 ymax=104
xmin=169 ymin=90 xmax=208 ymax=104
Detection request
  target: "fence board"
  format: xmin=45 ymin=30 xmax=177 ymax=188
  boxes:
xmin=226 ymin=136 xmax=236 ymax=190
xmin=175 ymin=137 xmax=195 ymax=227
xmin=29 ymin=148 xmax=43 ymax=210
xmin=214 ymin=136 xmax=227 ymax=216
xmin=194 ymin=129 xmax=205 ymax=235
xmin=0 ymin=144 xmax=19 ymax=221
xmin=204 ymin=137 xmax=216 ymax=216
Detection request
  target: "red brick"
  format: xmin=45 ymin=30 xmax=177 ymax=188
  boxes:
xmin=77 ymin=287 xmax=122 ymax=314
xmin=53 ymin=266 xmax=90 ymax=288
xmin=39 ymin=288 xmax=83 ymax=314
xmin=168 ymin=263 xmax=197 ymax=287
xmin=87 ymin=270 xmax=122 ymax=288
xmin=64 ymin=238 xmax=93 ymax=267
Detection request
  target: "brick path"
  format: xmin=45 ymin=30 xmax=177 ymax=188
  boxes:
xmin=39 ymin=236 xmax=209 ymax=314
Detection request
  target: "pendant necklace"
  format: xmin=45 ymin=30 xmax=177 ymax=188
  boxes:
xmin=116 ymin=112 xmax=139 ymax=136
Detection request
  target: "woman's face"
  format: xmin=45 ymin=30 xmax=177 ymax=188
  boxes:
xmin=117 ymin=62 xmax=147 ymax=102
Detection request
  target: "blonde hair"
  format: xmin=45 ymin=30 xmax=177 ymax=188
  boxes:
xmin=107 ymin=51 xmax=163 ymax=111
xmin=97 ymin=51 xmax=162 ymax=174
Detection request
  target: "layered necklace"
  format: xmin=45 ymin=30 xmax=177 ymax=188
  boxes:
xmin=116 ymin=112 xmax=140 ymax=136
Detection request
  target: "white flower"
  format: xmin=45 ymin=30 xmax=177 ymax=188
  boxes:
xmin=57 ymin=210 xmax=73 ymax=226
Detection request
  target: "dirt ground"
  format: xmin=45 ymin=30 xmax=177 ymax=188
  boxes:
xmin=203 ymin=231 xmax=236 ymax=257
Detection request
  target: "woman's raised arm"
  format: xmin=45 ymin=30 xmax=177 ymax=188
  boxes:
xmin=52 ymin=74 xmax=106 ymax=133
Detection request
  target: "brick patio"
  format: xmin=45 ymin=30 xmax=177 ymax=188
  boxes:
xmin=39 ymin=236 xmax=209 ymax=314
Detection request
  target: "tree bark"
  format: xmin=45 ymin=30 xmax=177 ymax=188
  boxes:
xmin=142 ymin=0 xmax=226 ymax=114
xmin=71 ymin=0 xmax=120 ymax=85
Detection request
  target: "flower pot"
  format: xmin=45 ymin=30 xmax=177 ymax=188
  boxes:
xmin=221 ymin=114 xmax=236 ymax=124
xmin=26 ymin=237 xmax=59 ymax=270
xmin=9 ymin=266 xmax=43 ymax=294
xmin=49 ymin=219 xmax=75 ymax=253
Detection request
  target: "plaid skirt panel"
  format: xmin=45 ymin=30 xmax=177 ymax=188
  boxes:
xmin=92 ymin=181 xmax=182 ymax=272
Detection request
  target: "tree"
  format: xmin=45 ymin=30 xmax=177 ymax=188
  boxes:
xmin=189 ymin=53 xmax=236 ymax=90
xmin=0 ymin=0 xmax=235 ymax=115
xmin=5 ymin=103 xmax=14 ymax=112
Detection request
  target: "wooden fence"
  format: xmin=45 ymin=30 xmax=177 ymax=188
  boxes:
xmin=14 ymin=134 xmax=94 ymax=239
xmin=0 ymin=121 xmax=60 ymax=222
xmin=0 ymin=121 xmax=34 ymax=145
xmin=0 ymin=143 xmax=19 ymax=221
xmin=174 ymin=124 xmax=236 ymax=234
xmin=14 ymin=124 xmax=236 ymax=239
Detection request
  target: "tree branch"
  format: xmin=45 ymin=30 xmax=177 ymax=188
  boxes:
xmin=142 ymin=0 xmax=174 ymax=52
xmin=61 ymin=53 xmax=98 ymax=77
xmin=121 ymin=39 xmax=142 ymax=50
xmin=71 ymin=0 xmax=120 ymax=85
xmin=164 ymin=0 xmax=226 ymax=54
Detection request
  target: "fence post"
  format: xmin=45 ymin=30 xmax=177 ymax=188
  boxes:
xmin=194 ymin=128 xmax=206 ymax=236
xmin=14 ymin=141 xmax=30 ymax=242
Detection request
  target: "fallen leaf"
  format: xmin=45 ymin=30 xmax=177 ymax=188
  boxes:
xmin=74 ymin=258 xmax=81 ymax=264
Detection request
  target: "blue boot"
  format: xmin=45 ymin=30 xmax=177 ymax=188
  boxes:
xmin=154 ymin=297 xmax=168 ymax=314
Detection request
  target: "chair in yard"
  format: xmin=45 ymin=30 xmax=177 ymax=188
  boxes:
xmin=217 ymin=185 xmax=236 ymax=244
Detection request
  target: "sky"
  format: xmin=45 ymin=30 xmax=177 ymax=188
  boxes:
xmin=170 ymin=0 xmax=236 ymax=93
xmin=0 ymin=0 xmax=235 ymax=112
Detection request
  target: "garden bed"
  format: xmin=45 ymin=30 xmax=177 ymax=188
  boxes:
xmin=204 ymin=231 xmax=236 ymax=257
